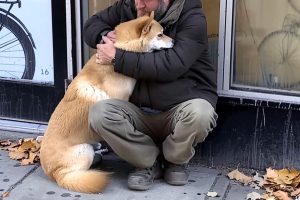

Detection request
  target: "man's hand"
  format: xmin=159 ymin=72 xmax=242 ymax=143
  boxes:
xmin=96 ymin=33 xmax=117 ymax=64
xmin=106 ymin=30 xmax=116 ymax=43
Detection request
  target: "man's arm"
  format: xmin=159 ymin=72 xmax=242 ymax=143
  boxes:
xmin=83 ymin=1 xmax=123 ymax=48
xmin=113 ymin=10 xmax=209 ymax=82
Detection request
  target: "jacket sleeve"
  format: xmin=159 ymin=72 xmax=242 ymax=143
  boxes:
xmin=113 ymin=10 xmax=209 ymax=82
xmin=83 ymin=1 xmax=123 ymax=48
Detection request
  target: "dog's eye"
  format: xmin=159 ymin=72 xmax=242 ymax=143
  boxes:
xmin=157 ymin=34 xmax=163 ymax=37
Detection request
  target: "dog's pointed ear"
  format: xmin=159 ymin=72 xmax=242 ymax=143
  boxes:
xmin=141 ymin=12 xmax=155 ymax=35
xmin=149 ymin=11 xmax=154 ymax=19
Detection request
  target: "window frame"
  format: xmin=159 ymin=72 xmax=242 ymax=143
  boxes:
xmin=217 ymin=0 xmax=300 ymax=104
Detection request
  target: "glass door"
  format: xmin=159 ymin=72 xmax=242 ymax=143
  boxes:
xmin=81 ymin=0 xmax=118 ymax=64
xmin=203 ymin=0 xmax=221 ymax=69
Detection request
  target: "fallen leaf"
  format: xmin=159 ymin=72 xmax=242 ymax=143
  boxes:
xmin=265 ymin=168 xmax=279 ymax=180
xmin=9 ymin=150 xmax=28 ymax=160
xmin=207 ymin=191 xmax=218 ymax=197
xmin=273 ymin=191 xmax=292 ymax=200
xmin=227 ymin=169 xmax=253 ymax=185
xmin=0 ymin=140 xmax=12 ymax=146
xmin=247 ymin=192 xmax=261 ymax=200
xmin=277 ymin=169 xmax=299 ymax=185
xmin=20 ymin=152 xmax=37 ymax=166
xmin=36 ymin=136 xmax=43 ymax=143
xmin=291 ymin=188 xmax=300 ymax=197
xmin=261 ymin=193 xmax=276 ymax=200
xmin=2 ymin=191 xmax=9 ymax=198
xmin=0 ymin=138 xmax=42 ymax=166
xmin=19 ymin=140 xmax=36 ymax=151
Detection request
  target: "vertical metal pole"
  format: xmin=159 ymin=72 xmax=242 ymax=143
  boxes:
xmin=75 ymin=0 xmax=82 ymax=73
xmin=65 ymin=0 xmax=73 ymax=81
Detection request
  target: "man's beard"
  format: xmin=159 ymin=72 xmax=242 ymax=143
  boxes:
xmin=154 ymin=1 xmax=168 ymax=20
xmin=136 ymin=1 xmax=168 ymax=19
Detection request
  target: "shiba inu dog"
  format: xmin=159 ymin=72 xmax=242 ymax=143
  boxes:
xmin=40 ymin=12 xmax=174 ymax=194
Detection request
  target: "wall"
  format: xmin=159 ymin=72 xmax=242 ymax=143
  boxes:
xmin=197 ymin=101 xmax=300 ymax=170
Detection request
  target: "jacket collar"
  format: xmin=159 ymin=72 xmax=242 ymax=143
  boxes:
xmin=158 ymin=0 xmax=185 ymax=26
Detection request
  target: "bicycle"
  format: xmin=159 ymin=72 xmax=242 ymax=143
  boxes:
xmin=0 ymin=0 xmax=36 ymax=80
xmin=257 ymin=1 xmax=300 ymax=90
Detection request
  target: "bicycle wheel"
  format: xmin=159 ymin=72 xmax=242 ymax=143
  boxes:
xmin=258 ymin=30 xmax=300 ymax=89
xmin=289 ymin=0 xmax=300 ymax=14
xmin=0 ymin=12 xmax=35 ymax=80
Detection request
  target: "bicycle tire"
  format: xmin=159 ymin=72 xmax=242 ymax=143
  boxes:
xmin=258 ymin=30 xmax=300 ymax=88
xmin=288 ymin=0 xmax=300 ymax=14
xmin=0 ymin=12 xmax=35 ymax=79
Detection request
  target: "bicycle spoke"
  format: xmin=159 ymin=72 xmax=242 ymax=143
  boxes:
xmin=0 ymin=38 xmax=19 ymax=49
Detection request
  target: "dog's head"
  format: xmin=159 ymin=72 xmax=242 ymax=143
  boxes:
xmin=114 ymin=11 xmax=174 ymax=52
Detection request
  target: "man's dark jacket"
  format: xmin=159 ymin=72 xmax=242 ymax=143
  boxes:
xmin=83 ymin=0 xmax=218 ymax=111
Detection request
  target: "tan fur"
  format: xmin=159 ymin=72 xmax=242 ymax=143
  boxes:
xmin=40 ymin=13 xmax=173 ymax=194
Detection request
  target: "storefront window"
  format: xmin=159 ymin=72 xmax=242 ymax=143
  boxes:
xmin=233 ymin=0 xmax=300 ymax=94
xmin=203 ymin=0 xmax=220 ymax=68
xmin=82 ymin=0 xmax=220 ymax=67
xmin=82 ymin=0 xmax=118 ymax=61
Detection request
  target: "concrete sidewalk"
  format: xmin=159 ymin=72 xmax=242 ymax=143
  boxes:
xmin=0 ymin=148 xmax=259 ymax=200
xmin=0 ymin=130 xmax=260 ymax=200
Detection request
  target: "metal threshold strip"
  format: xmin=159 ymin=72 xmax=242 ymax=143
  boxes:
xmin=0 ymin=119 xmax=47 ymax=135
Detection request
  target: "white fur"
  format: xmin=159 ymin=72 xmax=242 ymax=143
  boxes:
xmin=148 ymin=37 xmax=174 ymax=52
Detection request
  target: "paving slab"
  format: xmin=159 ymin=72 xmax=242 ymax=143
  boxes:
xmin=224 ymin=183 xmax=260 ymax=200
xmin=0 ymin=150 xmax=37 ymax=195
xmin=0 ymin=148 xmax=260 ymax=200
xmin=0 ymin=151 xmax=224 ymax=200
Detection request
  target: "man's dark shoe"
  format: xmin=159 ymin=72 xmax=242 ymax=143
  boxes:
xmin=164 ymin=162 xmax=189 ymax=186
xmin=128 ymin=161 xmax=163 ymax=191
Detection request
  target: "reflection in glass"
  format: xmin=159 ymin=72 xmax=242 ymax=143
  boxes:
xmin=233 ymin=0 xmax=300 ymax=92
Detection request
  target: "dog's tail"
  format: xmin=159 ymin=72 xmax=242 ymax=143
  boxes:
xmin=56 ymin=170 xmax=109 ymax=193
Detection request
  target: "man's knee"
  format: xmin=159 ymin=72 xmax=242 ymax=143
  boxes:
xmin=180 ymin=99 xmax=216 ymax=122
xmin=177 ymin=99 xmax=217 ymax=140
xmin=88 ymin=99 xmax=121 ymax=133
xmin=89 ymin=100 xmax=108 ymax=133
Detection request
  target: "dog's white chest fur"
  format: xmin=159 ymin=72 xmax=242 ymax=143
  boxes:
xmin=105 ymin=76 xmax=136 ymax=100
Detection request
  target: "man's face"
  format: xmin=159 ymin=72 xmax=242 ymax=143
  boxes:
xmin=135 ymin=0 xmax=168 ymax=17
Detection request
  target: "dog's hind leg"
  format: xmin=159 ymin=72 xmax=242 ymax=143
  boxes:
xmin=54 ymin=144 xmax=108 ymax=193
xmin=67 ymin=143 xmax=95 ymax=170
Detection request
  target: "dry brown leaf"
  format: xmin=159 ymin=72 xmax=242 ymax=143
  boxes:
xmin=261 ymin=193 xmax=275 ymax=200
xmin=31 ymin=141 xmax=41 ymax=153
xmin=36 ymin=136 xmax=43 ymax=143
xmin=23 ymin=138 xmax=35 ymax=142
xmin=0 ymin=140 xmax=19 ymax=151
xmin=19 ymin=140 xmax=36 ymax=151
xmin=291 ymin=188 xmax=300 ymax=197
xmin=0 ymin=140 xmax=12 ymax=146
xmin=2 ymin=191 xmax=9 ymax=198
xmin=227 ymin=169 xmax=253 ymax=185
xmin=273 ymin=191 xmax=292 ymax=200
xmin=291 ymin=174 xmax=300 ymax=188
xmin=0 ymin=138 xmax=41 ymax=165
xmin=277 ymin=169 xmax=299 ymax=185
xmin=227 ymin=167 xmax=300 ymax=200
xmin=20 ymin=152 xmax=37 ymax=166
xmin=9 ymin=150 xmax=28 ymax=160
xmin=266 ymin=168 xmax=279 ymax=180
